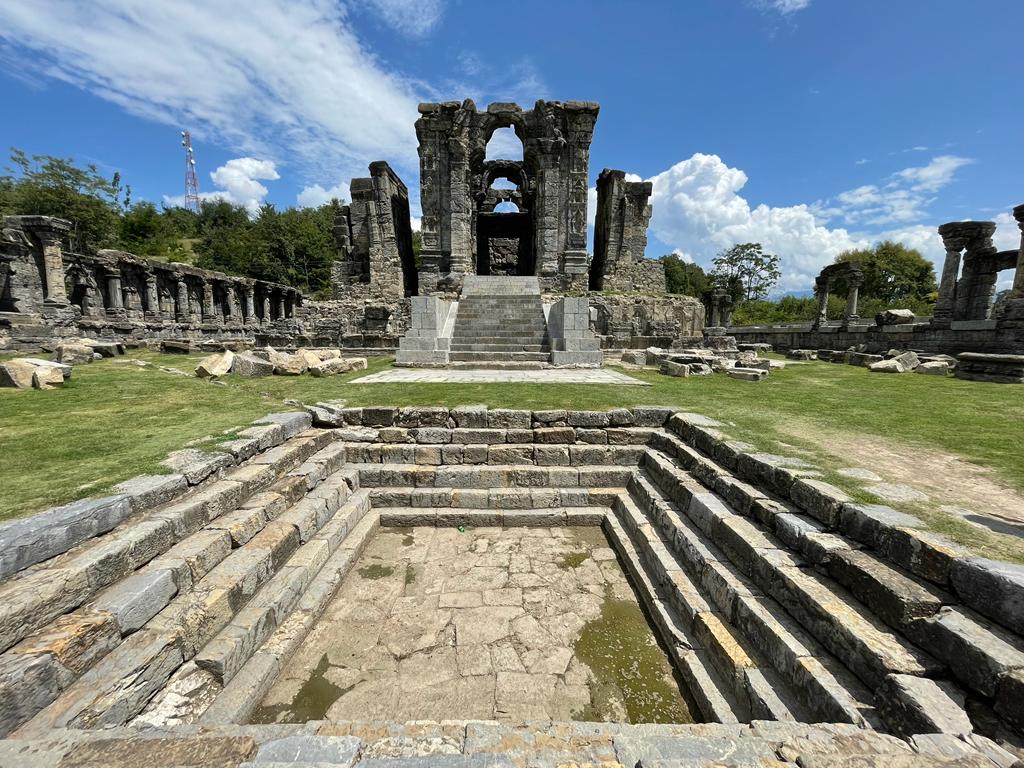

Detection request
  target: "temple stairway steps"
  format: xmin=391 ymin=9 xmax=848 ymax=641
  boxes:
xmin=449 ymin=289 xmax=551 ymax=368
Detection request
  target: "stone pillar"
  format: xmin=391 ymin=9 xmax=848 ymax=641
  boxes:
xmin=933 ymin=222 xmax=969 ymax=327
xmin=202 ymin=280 xmax=216 ymax=323
xmin=277 ymin=292 xmax=286 ymax=320
xmin=244 ymin=284 xmax=256 ymax=326
xmin=21 ymin=218 xmax=73 ymax=307
xmin=262 ymin=294 xmax=272 ymax=325
xmin=843 ymin=275 xmax=863 ymax=325
xmin=106 ymin=272 xmax=124 ymax=311
xmin=812 ymin=276 xmax=829 ymax=329
xmin=176 ymin=279 xmax=190 ymax=322
xmin=144 ymin=270 xmax=159 ymax=316
xmin=709 ymin=295 xmax=721 ymax=327
xmin=1013 ymin=204 xmax=1024 ymax=297
xmin=954 ymin=222 xmax=997 ymax=321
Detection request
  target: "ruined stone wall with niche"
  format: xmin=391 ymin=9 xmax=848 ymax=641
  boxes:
xmin=415 ymin=99 xmax=599 ymax=293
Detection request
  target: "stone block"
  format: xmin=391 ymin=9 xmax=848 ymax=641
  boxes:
xmin=487 ymin=409 xmax=531 ymax=429
xmin=161 ymin=448 xmax=233 ymax=485
xmin=533 ymin=427 xmax=575 ymax=444
xmin=452 ymin=404 xmax=487 ymax=428
xmin=32 ymin=365 xmax=65 ymax=389
xmin=916 ymin=361 xmax=951 ymax=375
xmin=0 ymin=652 xmax=60 ymax=737
xmin=532 ymin=409 xmax=567 ymax=424
xmin=256 ymin=411 xmax=313 ymax=440
xmin=231 ymin=353 xmax=275 ymax=377
xmin=790 ymin=479 xmax=850 ymax=527
xmin=195 ymin=350 xmax=234 ymax=379
xmin=874 ymin=673 xmax=971 ymax=736
xmin=567 ymin=410 xmax=610 ymax=427
xmin=114 ymin=473 xmax=188 ymax=512
xmin=838 ymin=503 xmax=924 ymax=549
xmin=0 ymin=359 xmax=36 ymax=388
xmin=93 ymin=569 xmax=179 ymax=635
xmin=949 ymin=557 xmax=1024 ymax=635
xmin=632 ymin=406 xmax=674 ymax=426
xmin=361 ymin=406 xmax=397 ymax=426
xmin=252 ymin=735 xmax=362 ymax=764
xmin=869 ymin=358 xmax=906 ymax=373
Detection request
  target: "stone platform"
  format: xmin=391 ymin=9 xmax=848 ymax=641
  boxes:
xmin=348 ymin=368 xmax=647 ymax=385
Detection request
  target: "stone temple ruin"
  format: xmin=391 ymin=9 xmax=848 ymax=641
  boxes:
xmin=1 ymin=406 xmax=1024 ymax=767
xmin=0 ymin=99 xmax=706 ymax=365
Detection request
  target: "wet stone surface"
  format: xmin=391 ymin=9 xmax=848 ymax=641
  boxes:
xmin=252 ymin=526 xmax=695 ymax=724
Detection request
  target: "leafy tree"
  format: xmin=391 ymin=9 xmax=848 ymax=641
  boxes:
xmin=0 ymin=148 xmax=124 ymax=252
xmin=832 ymin=241 xmax=936 ymax=305
xmin=661 ymin=253 xmax=709 ymax=296
xmin=710 ymin=243 xmax=781 ymax=302
xmin=119 ymin=201 xmax=185 ymax=258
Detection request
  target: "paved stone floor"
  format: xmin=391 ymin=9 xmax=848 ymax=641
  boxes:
xmin=347 ymin=368 xmax=649 ymax=385
xmin=253 ymin=526 xmax=694 ymax=724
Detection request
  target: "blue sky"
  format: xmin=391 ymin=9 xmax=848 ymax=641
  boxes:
xmin=0 ymin=0 xmax=1020 ymax=292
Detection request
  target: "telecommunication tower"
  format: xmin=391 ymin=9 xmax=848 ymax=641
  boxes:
xmin=181 ymin=130 xmax=200 ymax=213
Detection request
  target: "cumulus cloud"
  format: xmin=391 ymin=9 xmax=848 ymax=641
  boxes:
xmin=297 ymin=181 xmax=351 ymax=208
xmin=0 ymin=0 xmax=422 ymax=192
xmin=164 ymin=157 xmax=278 ymax=216
xmin=643 ymin=153 xmax=866 ymax=292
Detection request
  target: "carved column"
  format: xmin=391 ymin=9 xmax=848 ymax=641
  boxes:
xmin=953 ymin=222 xmax=997 ymax=321
xmin=23 ymin=218 xmax=72 ymax=307
xmin=106 ymin=271 xmax=124 ymax=312
xmin=144 ymin=269 xmax=159 ymax=316
xmin=843 ymin=272 xmax=863 ymax=325
xmin=201 ymin=280 xmax=216 ymax=323
xmin=244 ymin=283 xmax=256 ymax=326
xmin=175 ymin=279 xmax=190 ymax=322
xmin=812 ymin=276 xmax=829 ymax=329
xmin=262 ymin=293 xmax=272 ymax=325
xmin=277 ymin=292 xmax=286 ymax=320
xmin=1013 ymin=204 xmax=1024 ymax=298
xmin=934 ymin=222 xmax=969 ymax=327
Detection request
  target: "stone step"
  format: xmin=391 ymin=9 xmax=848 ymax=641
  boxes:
xmin=641 ymin=448 xmax=946 ymax=693
xmin=378 ymin=506 xmax=607 ymax=527
xmin=446 ymin=361 xmax=549 ymax=370
xmin=623 ymin=470 xmax=879 ymax=727
xmin=198 ymin=511 xmax=380 ymax=725
xmin=449 ymin=329 xmax=551 ymax=338
xmin=0 ymin=425 xmax=332 ymax=657
xmin=450 ymin=343 xmax=550 ymax=353
xmin=193 ymin=487 xmax=372 ymax=685
xmin=448 ymin=336 xmax=551 ymax=345
xmin=370 ymin=487 xmax=619 ymax=513
xmin=449 ymin=351 xmax=551 ymax=363
xmin=339 ymin=442 xmax=647 ymax=467
xmin=12 ymin=460 xmax=358 ymax=736
xmin=600 ymin=506 xmax=745 ymax=724
xmin=351 ymin=462 xmax=636 ymax=490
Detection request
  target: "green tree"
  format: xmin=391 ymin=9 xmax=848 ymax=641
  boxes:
xmin=710 ymin=243 xmax=781 ymax=302
xmin=832 ymin=241 xmax=937 ymax=305
xmin=0 ymin=148 xmax=123 ymax=252
xmin=661 ymin=253 xmax=709 ymax=296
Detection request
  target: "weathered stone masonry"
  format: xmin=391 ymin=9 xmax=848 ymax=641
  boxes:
xmin=1 ymin=215 xmax=302 ymax=351
xmin=591 ymin=168 xmax=661 ymax=292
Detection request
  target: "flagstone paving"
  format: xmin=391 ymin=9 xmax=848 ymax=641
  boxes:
xmin=347 ymin=368 xmax=649 ymax=385
xmin=252 ymin=525 xmax=693 ymax=724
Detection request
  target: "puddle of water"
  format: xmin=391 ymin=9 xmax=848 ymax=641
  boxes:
xmin=558 ymin=551 xmax=590 ymax=570
xmin=357 ymin=563 xmax=394 ymax=580
xmin=250 ymin=654 xmax=351 ymax=724
xmin=572 ymin=584 xmax=695 ymax=724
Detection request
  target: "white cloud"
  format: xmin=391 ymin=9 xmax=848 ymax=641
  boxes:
xmin=361 ymin=0 xmax=444 ymax=37
xmin=297 ymin=181 xmax=351 ymax=208
xmin=163 ymin=156 xmax=278 ymax=215
xmin=0 ymin=0 xmax=423 ymax=194
xmin=671 ymin=248 xmax=694 ymax=264
xmin=817 ymin=155 xmax=973 ymax=227
xmin=643 ymin=153 xmax=866 ymax=292
xmin=755 ymin=0 xmax=811 ymax=14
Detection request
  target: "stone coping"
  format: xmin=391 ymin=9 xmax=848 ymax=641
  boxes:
xmin=1 ymin=721 xmax=1015 ymax=767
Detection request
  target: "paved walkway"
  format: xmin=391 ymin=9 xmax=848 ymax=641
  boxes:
xmin=348 ymin=368 xmax=649 ymax=385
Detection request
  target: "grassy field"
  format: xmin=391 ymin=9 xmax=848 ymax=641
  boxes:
xmin=2 ymin=350 xmax=1022 ymax=560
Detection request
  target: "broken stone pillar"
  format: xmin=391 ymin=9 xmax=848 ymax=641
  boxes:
xmin=175 ymin=279 xmax=189 ymax=322
xmin=843 ymin=270 xmax=864 ymax=325
xmin=934 ymin=222 xmax=971 ymax=327
xmin=201 ymin=280 xmax=217 ymax=324
xmin=591 ymin=169 xmax=659 ymax=292
xmin=106 ymin=272 xmax=124 ymax=312
xmin=1013 ymin=204 xmax=1024 ymax=298
xmin=277 ymin=292 xmax=286 ymax=320
xmin=262 ymin=295 xmax=272 ymax=325
xmin=812 ymin=276 xmax=830 ymax=329
xmin=954 ymin=222 xmax=998 ymax=321
xmin=21 ymin=216 xmax=71 ymax=307
xmin=244 ymin=284 xmax=257 ymax=326
xmin=144 ymin=269 xmax=159 ymax=316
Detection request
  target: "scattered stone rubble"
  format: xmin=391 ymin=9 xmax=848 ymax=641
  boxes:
xmin=0 ymin=338 xmax=127 ymax=389
xmin=1 ymin=405 xmax=1021 ymax=764
xmin=624 ymin=344 xmax=785 ymax=383
xmin=195 ymin=347 xmax=368 ymax=379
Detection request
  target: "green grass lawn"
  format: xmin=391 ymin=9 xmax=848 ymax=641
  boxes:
xmin=2 ymin=350 xmax=1022 ymax=561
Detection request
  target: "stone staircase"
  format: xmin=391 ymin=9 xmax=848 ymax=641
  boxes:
xmin=449 ymin=277 xmax=550 ymax=367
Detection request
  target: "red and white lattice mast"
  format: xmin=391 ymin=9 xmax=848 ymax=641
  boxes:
xmin=181 ymin=130 xmax=200 ymax=213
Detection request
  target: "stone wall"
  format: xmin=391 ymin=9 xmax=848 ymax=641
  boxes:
xmin=587 ymin=293 xmax=705 ymax=349
xmin=0 ymin=215 xmax=305 ymax=352
xmin=728 ymin=320 xmax=1024 ymax=355
xmin=332 ymin=161 xmax=417 ymax=300
xmin=591 ymin=169 xmax=662 ymax=292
